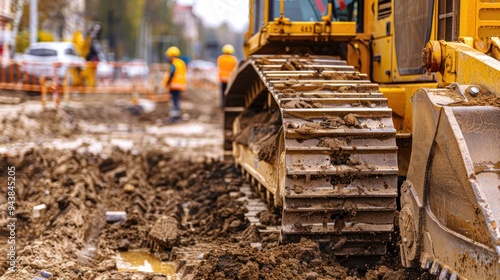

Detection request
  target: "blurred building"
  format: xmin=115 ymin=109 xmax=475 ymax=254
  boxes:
xmin=41 ymin=0 xmax=85 ymax=41
xmin=0 ymin=0 xmax=13 ymax=64
xmin=173 ymin=3 xmax=201 ymax=59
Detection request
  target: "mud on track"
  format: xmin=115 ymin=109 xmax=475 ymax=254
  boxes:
xmin=0 ymin=89 xmax=435 ymax=279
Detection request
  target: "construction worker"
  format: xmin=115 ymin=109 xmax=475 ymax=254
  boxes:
xmin=217 ymin=44 xmax=237 ymax=109
xmin=163 ymin=46 xmax=187 ymax=123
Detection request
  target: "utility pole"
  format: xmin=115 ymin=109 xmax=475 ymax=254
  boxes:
xmin=29 ymin=0 xmax=37 ymax=44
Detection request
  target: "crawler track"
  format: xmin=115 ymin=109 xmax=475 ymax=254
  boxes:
xmin=225 ymin=55 xmax=399 ymax=256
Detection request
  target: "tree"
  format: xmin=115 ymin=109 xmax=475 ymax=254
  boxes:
xmin=83 ymin=0 xmax=190 ymax=62
xmin=14 ymin=0 xmax=190 ymax=61
xmin=17 ymin=0 xmax=75 ymax=38
xmin=143 ymin=0 xmax=178 ymax=63
xmin=13 ymin=0 xmax=83 ymax=53
xmin=11 ymin=0 xmax=26 ymax=53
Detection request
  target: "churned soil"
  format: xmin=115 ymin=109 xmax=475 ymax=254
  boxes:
xmin=0 ymin=87 xmax=435 ymax=280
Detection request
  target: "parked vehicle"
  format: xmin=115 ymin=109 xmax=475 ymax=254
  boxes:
xmin=20 ymin=42 xmax=85 ymax=81
xmin=20 ymin=41 xmax=116 ymax=86
xmin=121 ymin=59 xmax=149 ymax=78
xmin=188 ymin=59 xmax=217 ymax=84
xmin=188 ymin=59 xmax=216 ymax=71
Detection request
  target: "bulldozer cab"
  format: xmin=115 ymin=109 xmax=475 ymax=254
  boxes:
xmin=245 ymin=0 xmax=358 ymax=56
xmin=251 ymin=0 xmax=358 ymax=24
xmin=267 ymin=0 xmax=324 ymax=21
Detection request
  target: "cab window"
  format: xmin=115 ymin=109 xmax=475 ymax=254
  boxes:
xmin=254 ymin=0 xmax=265 ymax=34
xmin=270 ymin=0 xmax=322 ymax=21
xmin=333 ymin=0 xmax=357 ymax=22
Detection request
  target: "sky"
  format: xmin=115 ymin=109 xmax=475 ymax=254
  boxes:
xmin=176 ymin=0 xmax=249 ymax=32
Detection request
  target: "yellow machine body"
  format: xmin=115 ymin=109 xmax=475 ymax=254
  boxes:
xmin=224 ymin=0 xmax=500 ymax=277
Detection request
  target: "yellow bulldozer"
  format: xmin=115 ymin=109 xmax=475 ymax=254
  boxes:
xmin=224 ymin=0 xmax=500 ymax=278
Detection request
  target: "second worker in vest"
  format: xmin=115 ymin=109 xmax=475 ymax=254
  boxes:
xmin=163 ymin=46 xmax=187 ymax=123
xmin=217 ymin=44 xmax=237 ymax=109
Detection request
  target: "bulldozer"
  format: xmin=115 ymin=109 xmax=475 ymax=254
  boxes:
xmin=223 ymin=0 xmax=500 ymax=278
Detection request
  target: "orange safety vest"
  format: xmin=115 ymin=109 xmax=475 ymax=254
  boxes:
xmin=170 ymin=57 xmax=187 ymax=91
xmin=217 ymin=54 xmax=237 ymax=83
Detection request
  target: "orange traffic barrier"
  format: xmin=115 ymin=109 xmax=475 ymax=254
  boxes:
xmin=40 ymin=77 xmax=47 ymax=107
xmin=0 ymin=60 xmax=173 ymax=103
xmin=0 ymin=60 xmax=218 ymax=106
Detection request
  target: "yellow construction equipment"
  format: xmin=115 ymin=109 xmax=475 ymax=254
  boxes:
xmin=72 ymin=24 xmax=103 ymax=86
xmin=224 ymin=0 xmax=500 ymax=277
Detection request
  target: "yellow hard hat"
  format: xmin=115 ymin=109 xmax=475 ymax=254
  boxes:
xmin=166 ymin=46 xmax=181 ymax=57
xmin=222 ymin=44 xmax=235 ymax=54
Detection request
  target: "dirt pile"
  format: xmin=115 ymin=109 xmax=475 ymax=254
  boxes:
xmin=0 ymin=147 xmax=116 ymax=279
xmin=188 ymin=237 xmax=434 ymax=280
xmin=0 ymin=145 xmax=247 ymax=279
xmin=193 ymin=239 xmax=349 ymax=280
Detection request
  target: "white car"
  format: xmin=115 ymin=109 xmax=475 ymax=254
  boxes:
xmin=188 ymin=59 xmax=216 ymax=71
xmin=21 ymin=42 xmax=115 ymax=85
xmin=188 ymin=60 xmax=218 ymax=84
xmin=121 ymin=59 xmax=149 ymax=78
xmin=21 ymin=42 xmax=85 ymax=81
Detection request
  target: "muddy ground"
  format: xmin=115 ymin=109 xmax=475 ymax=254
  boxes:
xmin=0 ymin=87 xmax=435 ymax=279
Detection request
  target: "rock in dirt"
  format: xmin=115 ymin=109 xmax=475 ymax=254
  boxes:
xmin=31 ymin=259 xmax=43 ymax=269
xmin=250 ymin=243 xmax=263 ymax=251
xmin=238 ymin=261 xmax=260 ymax=280
xmin=148 ymin=216 xmax=180 ymax=250
xmin=97 ymin=259 xmax=116 ymax=272
xmin=118 ymin=239 xmax=130 ymax=251
xmin=343 ymin=113 xmax=359 ymax=127
xmin=123 ymin=183 xmax=136 ymax=193
xmin=40 ymin=269 xmax=53 ymax=278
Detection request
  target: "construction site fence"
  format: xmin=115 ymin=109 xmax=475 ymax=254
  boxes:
xmin=0 ymin=60 xmax=219 ymax=107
